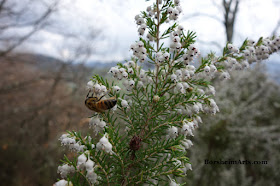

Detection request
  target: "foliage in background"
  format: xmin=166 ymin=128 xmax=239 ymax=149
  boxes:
xmin=186 ymin=65 xmax=280 ymax=186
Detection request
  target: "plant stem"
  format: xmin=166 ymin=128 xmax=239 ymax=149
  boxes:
xmin=155 ymin=0 xmax=160 ymax=94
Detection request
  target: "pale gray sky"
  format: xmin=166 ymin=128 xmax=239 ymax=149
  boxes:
xmin=20 ymin=0 xmax=280 ymax=63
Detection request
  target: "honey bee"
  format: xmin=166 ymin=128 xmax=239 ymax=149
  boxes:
xmin=85 ymin=91 xmax=117 ymax=113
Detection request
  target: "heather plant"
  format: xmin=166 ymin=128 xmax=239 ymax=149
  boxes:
xmin=54 ymin=0 xmax=280 ymax=185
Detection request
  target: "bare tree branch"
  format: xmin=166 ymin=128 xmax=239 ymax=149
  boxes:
xmin=272 ymin=19 xmax=280 ymax=36
xmin=0 ymin=0 xmax=59 ymax=57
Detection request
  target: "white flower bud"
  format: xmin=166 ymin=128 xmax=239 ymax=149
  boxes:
xmin=167 ymin=7 xmax=173 ymax=14
xmin=220 ymin=72 xmax=230 ymax=80
xmin=99 ymin=120 xmax=106 ymax=128
xmin=210 ymin=65 xmax=217 ymax=73
xmin=113 ymin=86 xmax=121 ymax=92
xmin=127 ymin=61 xmax=135 ymax=67
xmin=176 ymin=83 xmax=183 ymax=90
xmin=171 ymin=74 xmax=177 ymax=81
xmin=135 ymin=14 xmax=141 ymax=21
xmin=153 ymin=95 xmax=160 ymax=102
xmin=136 ymin=18 xmax=145 ymax=25
xmin=167 ymin=126 xmax=178 ymax=138
xmin=128 ymin=79 xmax=135 ymax=87
xmin=122 ymin=72 xmax=128 ymax=78
xmin=85 ymin=159 xmax=95 ymax=172
xmin=77 ymin=153 xmax=87 ymax=168
xmin=175 ymin=70 xmax=182 ymax=77
xmin=121 ymin=100 xmax=128 ymax=108
xmin=54 ymin=180 xmax=73 ymax=186
xmin=204 ymin=66 xmax=210 ymax=73
xmin=87 ymin=81 xmax=94 ymax=90
xmin=94 ymin=84 xmax=101 ymax=93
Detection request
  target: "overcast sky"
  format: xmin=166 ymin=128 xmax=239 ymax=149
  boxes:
xmin=20 ymin=0 xmax=280 ymax=63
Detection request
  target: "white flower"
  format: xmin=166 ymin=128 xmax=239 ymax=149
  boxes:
xmin=54 ymin=180 xmax=73 ymax=186
xmin=172 ymin=36 xmax=180 ymax=43
xmin=137 ymin=81 xmax=144 ymax=88
xmin=57 ymin=164 xmax=75 ymax=178
xmin=137 ymin=41 xmax=144 ymax=48
xmin=127 ymin=68 xmax=133 ymax=74
xmin=86 ymin=81 xmax=94 ymax=90
xmin=128 ymin=79 xmax=135 ymax=87
xmin=100 ymin=85 xmax=107 ymax=93
xmin=113 ymin=86 xmax=121 ymax=92
xmin=192 ymin=104 xmax=200 ymax=114
xmin=94 ymin=84 xmax=101 ymax=93
xmin=204 ymin=66 xmax=210 ymax=73
xmin=175 ymin=70 xmax=182 ymax=77
xmin=147 ymin=33 xmax=154 ymax=41
xmin=96 ymin=134 xmax=113 ymax=154
xmin=210 ymin=64 xmax=217 ymax=73
xmin=185 ymin=163 xmax=192 ymax=171
xmin=176 ymin=83 xmax=183 ymax=91
xmin=89 ymin=117 xmax=106 ymax=134
xmin=134 ymin=14 xmax=141 ymax=21
xmin=181 ymin=139 xmax=193 ymax=149
xmin=187 ymin=65 xmax=195 ymax=71
xmin=167 ymin=7 xmax=173 ymax=14
xmin=77 ymin=153 xmax=87 ymax=170
xmin=127 ymin=61 xmax=135 ymax=67
xmin=136 ymin=18 xmax=145 ymax=25
xmin=167 ymin=126 xmax=178 ymax=139
xmin=208 ymin=85 xmax=215 ymax=95
xmin=171 ymin=74 xmax=177 ymax=82
xmin=163 ymin=52 xmax=170 ymax=60
xmin=153 ymin=95 xmax=160 ymax=102
xmin=104 ymin=142 xmax=113 ymax=153
xmin=121 ymin=100 xmax=129 ymax=108
xmin=86 ymin=170 xmax=98 ymax=184
xmin=181 ymin=124 xmax=194 ymax=136
xmin=182 ymin=82 xmax=189 ymax=89
xmin=122 ymin=79 xmax=129 ymax=87
xmin=85 ymin=159 xmax=95 ymax=172
xmin=220 ymin=71 xmax=230 ymax=80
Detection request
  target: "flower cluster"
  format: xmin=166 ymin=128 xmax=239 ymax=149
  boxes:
xmin=130 ymin=41 xmax=147 ymax=63
xmin=96 ymin=134 xmax=113 ymax=154
xmin=55 ymin=0 xmax=280 ymax=185
xmin=59 ymin=133 xmax=86 ymax=152
xmin=109 ymin=61 xmax=152 ymax=91
xmin=57 ymin=164 xmax=75 ymax=178
xmin=89 ymin=116 xmax=107 ymax=135
xmin=86 ymin=80 xmax=107 ymax=96
xmin=77 ymin=152 xmax=98 ymax=184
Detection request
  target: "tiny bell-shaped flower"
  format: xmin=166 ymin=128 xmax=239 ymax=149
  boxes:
xmin=94 ymin=84 xmax=101 ymax=93
xmin=85 ymin=158 xmax=95 ymax=172
xmin=77 ymin=153 xmax=87 ymax=169
xmin=54 ymin=180 xmax=73 ymax=186
xmin=121 ymin=100 xmax=129 ymax=108
xmin=113 ymin=86 xmax=121 ymax=92
xmin=167 ymin=126 xmax=178 ymax=139
xmin=153 ymin=95 xmax=160 ymax=103
xmin=87 ymin=81 xmax=94 ymax=90
xmin=171 ymin=74 xmax=177 ymax=82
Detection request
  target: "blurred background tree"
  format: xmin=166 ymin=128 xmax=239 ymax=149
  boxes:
xmin=185 ymin=65 xmax=280 ymax=186
xmin=0 ymin=0 xmax=106 ymax=185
